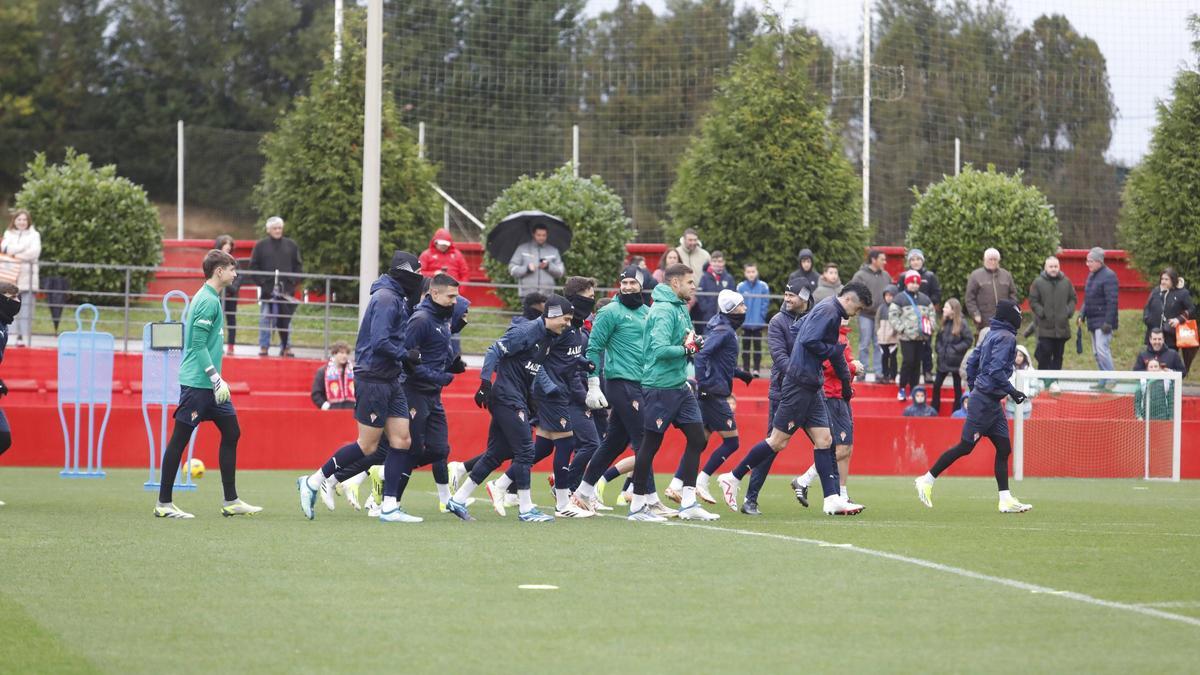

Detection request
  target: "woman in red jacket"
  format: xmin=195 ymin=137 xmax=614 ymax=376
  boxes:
xmin=418 ymin=229 xmax=470 ymax=281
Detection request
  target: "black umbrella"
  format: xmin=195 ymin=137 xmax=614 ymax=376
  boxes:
xmin=486 ymin=210 xmax=572 ymax=264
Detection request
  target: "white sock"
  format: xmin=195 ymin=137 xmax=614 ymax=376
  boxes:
xmin=518 ymin=489 xmax=534 ymax=512
xmin=921 ymin=472 xmax=935 ymax=483
xmin=435 ymin=483 xmax=451 ymax=503
xmin=697 ymin=471 xmax=710 ymax=486
xmin=630 ymin=493 xmax=646 ymax=513
xmin=555 ymin=488 xmax=570 ymax=510
xmin=668 ymin=476 xmax=683 ymax=491
xmin=495 ymin=474 xmax=513 ymax=491
xmin=999 ymin=489 xmax=1012 ymax=500
xmin=803 ymin=464 xmax=818 ymax=483
xmin=839 ymin=486 xmax=848 ymax=499
xmin=681 ymin=486 xmax=697 ymax=508
xmin=577 ymin=482 xmax=596 ymax=500
xmin=306 ymin=470 xmax=324 ymax=490
xmin=346 ymin=472 xmax=367 ymax=488
xmin=381 ymin=496 xmax=397 ymax=511
xmin=453 ymin=479 xmax=478 ymax=503
xmin=646 ymin=492 xmax=662 ymax=505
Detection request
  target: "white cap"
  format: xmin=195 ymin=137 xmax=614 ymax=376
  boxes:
xmin=718 ymin=289 xmax=744 ymax=314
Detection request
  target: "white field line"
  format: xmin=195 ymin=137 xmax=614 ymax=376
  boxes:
xmin=1135 ymin=601 xmax=1200 ymax=609
xmin=795 ymin=519 xmax=1200 ymax=539
xmin=623 ymin=517 xmax=1200 ymax=629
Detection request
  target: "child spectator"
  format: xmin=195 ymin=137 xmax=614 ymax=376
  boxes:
xmin=736 ymin=263 xmax=770 ymax=375
xmin=932 ymin=298 xmax=973 ymax=414
xmin=1005 ymin=345 xmax=1037 ymax=419
xmin=902 ymin=386 xmax=938 ymax=417
xmin=951 ymin=395 xmax=969 ymax=418
xmin=876 ymin=284 xmax=899 ymax=384
xmin=889 ymin=271 xmax=936 ymax=400
xmin=812 ymin=262 xmax=843 ymax=303
xmin=311 ymin=341 xmax=356 ymax=410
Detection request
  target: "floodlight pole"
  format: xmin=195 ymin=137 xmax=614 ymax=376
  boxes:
xmin=176 ymin=120 xmax=184 ymax=240
xmin=861 ymin=0 xmax=871 ymax=230
xmin=358 ymin=0 xmax=383 ymax=320
xmin=955 ymin=137 xmax=961 ymax=175
xmin=334 ymin=0 xmax=343 ymax=65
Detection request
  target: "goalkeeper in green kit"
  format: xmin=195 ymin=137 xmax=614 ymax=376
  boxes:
xmin=154 ymin=249 xmax=262 ymax=519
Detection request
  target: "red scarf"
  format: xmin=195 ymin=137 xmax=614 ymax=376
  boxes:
xmin=324 ymin=361 xmax=355 ymax=404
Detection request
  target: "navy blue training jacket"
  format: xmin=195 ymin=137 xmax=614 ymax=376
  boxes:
xmin=786 ymin=296 xmax=850 ymax=389
xmin=965 ymin=315 xmax=1021 ymax=399
xmin=481 ymin=317 xmax=554 ymax=409
xmin=694 ymin=313 xmax=740 ymax=397
xmin=404 ymin=296 xmax=457 ymax=393
xmin=353 ymin=275 xmax=412 ymax=383
xmin=767 ymin=307 xmax=799 ymax=400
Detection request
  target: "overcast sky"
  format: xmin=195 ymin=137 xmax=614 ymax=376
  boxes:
xmin=586 ymin=0 xmax=1197 ymax=165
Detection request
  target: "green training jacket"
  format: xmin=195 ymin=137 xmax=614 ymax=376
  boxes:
xmin=641 ymin=283 xmax=691 ymax=389
xmin=586 ymin=297 xmax=649 ymax=382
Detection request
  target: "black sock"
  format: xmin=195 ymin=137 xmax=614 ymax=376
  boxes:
xmin=732 ymin=440 xmax=774 ymax=480
xmin=813 ymin=446 xmax=839 ymax=498
xmin=930 ymin=439 xmax=977 ymax=477
xmin=383 ymin=446 xmax=418 ymax=500
xmin=322 ymin=442 xmax=365 ymax=479
xmin=701 ymin=435 xmax=740 ymax=477
xmin=0 ymin=431 xmax=10 ymax=457
xmin=992 ymin=435 xmax=1012 ymax=491
xmin=214 ymin=416 xmax=241 ymax=502
xmin=552 ymin=436 xmax=575 ymax=489
xmin=158 ymin=421 xmax=197 ymax=503
xmin=677 ymin=423 xmax=707 ymax=488
xmin=430 ymin=460 xmax=449 ymax=485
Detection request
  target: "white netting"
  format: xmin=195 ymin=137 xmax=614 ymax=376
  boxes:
xmin=1014 ymin=370 xmax=1181 ymax=481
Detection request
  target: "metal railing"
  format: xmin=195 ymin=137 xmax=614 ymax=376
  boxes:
xmin=9 ymin=260 xmax=783 ymax=362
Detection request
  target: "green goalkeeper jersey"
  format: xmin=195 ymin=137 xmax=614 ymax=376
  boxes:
xmin=178 ymin=283 xmax=225 ymax=389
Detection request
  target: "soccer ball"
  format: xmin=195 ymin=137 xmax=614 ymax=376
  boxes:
xmin=187 ymin=458 xmax=206 ymax=479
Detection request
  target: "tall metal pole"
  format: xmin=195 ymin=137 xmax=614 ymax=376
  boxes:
xmin=334 ymin=0 xmax=343 ymax=65
xmin=572 ymin=124 xmax=580 ymax=177
xmin=861 ymin=0 xmax=871 ymax=230
xmin=358 ymin=0 xmax=383 ymax=319
xmin=418 ymin=121 xmax=425 ymax=159
xmin=954 ymin=137 xmax=961 ymax=176
xmin=177 ymin=120 xmax=184 ymax=240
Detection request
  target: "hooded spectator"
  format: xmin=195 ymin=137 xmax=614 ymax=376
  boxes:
xmin=1006 ymin=345 xmax=1038 ymax=418
xmin=419 ymin=228 xmax=470 ymax=281
xmin=790 ymin=248 xmax=819 ymax=297
xmin=965 ymin=247 xmax=1017 ymax=339
xmin=1028 ymin=255 xmax=1077 ymax=370
xmin=1079 ymin=246 xmax=1119 ymax=372
xmin=902 ymin=386 xmax=938 ymax=417
xmin=876 ymin=284 xmax=899 ymax=383
xmin=851 ymin=248 xmax=890 ymax=379
xmin=674 ymin=228 xmax=710 ymax=285
xmin=812 ymin=262 xmax=843 ymax=303
xmin=1142 ymin=267 xmax=1196 ymax=376
xmin=694 ymin=250 xmax=735 ymax=334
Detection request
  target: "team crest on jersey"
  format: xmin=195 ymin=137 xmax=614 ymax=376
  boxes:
xmin=656 ymin=418 xmax=664 ymax=429
xmin=370 ymin=413 xmax=378 ymax=423
xmin=518 ymin=410 xmax=526 ymax=422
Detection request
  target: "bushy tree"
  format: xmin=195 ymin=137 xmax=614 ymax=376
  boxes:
xmin=254 ymin=11 xmax=439 ymax=298
xmin=483 ymin=165 xmax=632 ymax=309
xmin=1118 ymin=15 xmax=1200 ymax=284
xmin=15 ymin=149 xmax=161 ymax=303
xmin=666 ymin=25 xmax=865 ymax=289
xmin=907 ymin=164 xmax=1060 ymax=302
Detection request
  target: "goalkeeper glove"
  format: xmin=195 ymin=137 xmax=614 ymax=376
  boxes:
xmin=683 ymin=332 xmax=704 ymax=356
xmin=585 ymin=377 xmax=608 ymax=410
xmin=206 ymin=367 xmax=231 ymax=405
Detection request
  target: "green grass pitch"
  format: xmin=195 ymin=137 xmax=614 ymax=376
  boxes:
xmin=2 ymin=468 xmax=1198 ymax=673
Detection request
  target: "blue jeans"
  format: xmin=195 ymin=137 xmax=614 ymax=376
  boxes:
xmin=258 ymin=300 xmax=278 ymax=348
xmin=857 ymin=315 xmax=882 ymax=376
xmin=1092 ymin=328 xmax=1114 ymax=371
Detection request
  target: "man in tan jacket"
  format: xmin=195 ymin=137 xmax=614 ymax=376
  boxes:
xmin=965 ymin=248 xmax=1017 ymax=341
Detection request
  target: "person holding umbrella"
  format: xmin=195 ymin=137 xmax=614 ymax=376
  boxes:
xmin=505 ymin=219 xmax=565 ymax=298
